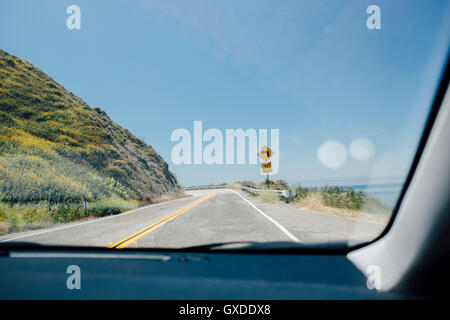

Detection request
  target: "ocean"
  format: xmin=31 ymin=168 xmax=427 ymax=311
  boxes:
xmin=349 ymin=183 xmax=404 ymax=207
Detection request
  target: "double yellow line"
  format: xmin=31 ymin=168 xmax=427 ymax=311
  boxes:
xmin=108 ymin=193 xmax=213 ymax=249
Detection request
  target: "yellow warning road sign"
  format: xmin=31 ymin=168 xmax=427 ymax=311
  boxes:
xmin=261 ymin=161 xmax=272 ymax=173
xmin=258 ymin=146 xmax=273 ymax=162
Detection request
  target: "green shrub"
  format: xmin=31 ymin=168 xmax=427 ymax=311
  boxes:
xmin=320 ymin=186 xmax=365 ymax=210
xmin=294 ymin=185 xmax=309 ymax=201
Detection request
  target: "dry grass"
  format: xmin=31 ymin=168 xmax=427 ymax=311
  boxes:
xmin=257 ymin=191 xmax=283 ymax=203
xmin=0 ymin=220 xmax=8 ymax=235
xmin=294 ymin=191 xmax=389 ymax=225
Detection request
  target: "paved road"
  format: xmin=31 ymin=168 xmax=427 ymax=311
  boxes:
xmin=0 ymin=189 xmax=384 ymax=248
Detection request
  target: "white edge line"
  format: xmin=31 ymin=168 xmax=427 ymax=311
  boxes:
xmin=230 ymin=190 xmax=301 ymax=242
xmin=1 ymin=195 xmax=196 ymax=243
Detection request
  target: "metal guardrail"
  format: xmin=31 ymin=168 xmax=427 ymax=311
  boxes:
xmin=183 ymin=185 xmax=228 ymax=191
xmin=241 ymin=185 xmax=292 ymax=200
xmin=183 ymin=185 xmax=293 ymax=203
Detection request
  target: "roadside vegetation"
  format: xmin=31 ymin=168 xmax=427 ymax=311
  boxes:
xmin=0 ymin=198 xmax=138 ymax=235
xmin=0 ymin=49 xmax=182 ymax=235
xmin=240 ymin=180 xmax=392 ymax=224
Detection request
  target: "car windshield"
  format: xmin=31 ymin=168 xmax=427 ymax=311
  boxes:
xmin=0 ymin=0 xmax=449 ymax=250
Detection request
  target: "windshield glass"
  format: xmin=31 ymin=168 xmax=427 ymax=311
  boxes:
xmin=0 ymin=0 xmax=449 ymax=249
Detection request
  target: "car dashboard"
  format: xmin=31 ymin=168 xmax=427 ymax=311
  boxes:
xmin=0 ymin=248 xmax=407 ymax=300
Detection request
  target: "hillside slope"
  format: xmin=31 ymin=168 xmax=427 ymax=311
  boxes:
xmin=0 ymin=49 xmax=180 ymax=204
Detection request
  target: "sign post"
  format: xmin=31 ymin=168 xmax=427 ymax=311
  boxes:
xmin=258 ymin=146 xmax=273 ymax=184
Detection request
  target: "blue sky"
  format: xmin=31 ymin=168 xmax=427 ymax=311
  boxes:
xmin=1 ymin=0 xmax=449 ymax=186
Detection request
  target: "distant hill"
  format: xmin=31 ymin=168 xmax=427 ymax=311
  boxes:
xmin=0 ymin=49 xmax=180 ymax=204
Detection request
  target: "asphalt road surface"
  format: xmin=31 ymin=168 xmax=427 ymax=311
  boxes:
xmin=0 ymin=189 xmax=385 ymax=248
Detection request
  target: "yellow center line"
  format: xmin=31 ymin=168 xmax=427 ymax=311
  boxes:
xmin=108 ymin=192 xmax=214 ymax=249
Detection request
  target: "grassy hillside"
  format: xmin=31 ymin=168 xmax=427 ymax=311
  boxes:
xmin=0 ymin=49 xmax=181 ymax=233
